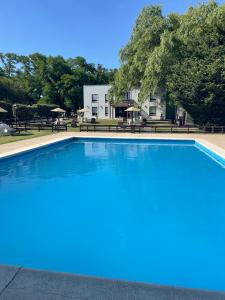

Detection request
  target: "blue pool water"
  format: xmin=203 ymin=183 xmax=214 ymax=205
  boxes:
xmin=0 ymin=138 xmax=225 ymax=292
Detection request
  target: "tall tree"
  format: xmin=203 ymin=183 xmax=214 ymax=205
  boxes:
xmin=0 ymin=53 xmax=116 ymax=109
xmin=111 ymin=1 xmax=225 ymax=125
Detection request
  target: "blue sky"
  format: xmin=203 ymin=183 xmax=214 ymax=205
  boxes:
xmin=1 ymin=0 xmax=224 ymax=68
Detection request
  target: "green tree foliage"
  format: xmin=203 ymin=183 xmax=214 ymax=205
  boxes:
xmin=0 ymin=76 xmax=31 ymax=104
xmin=112 ymin=1 xmax=225 ymax=125
xmin=34 ymin=104 xmax=58 ymax=119
xmin=0 ymin=53 xmax=116 ymax=112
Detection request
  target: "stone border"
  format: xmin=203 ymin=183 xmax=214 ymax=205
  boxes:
xmin=1 ymin=133 xmax=225 ymax=163
xmin=0 ymin=135 xmax=75 ymax=160
xmin=0 ymin=265 xmax=225 ymax=300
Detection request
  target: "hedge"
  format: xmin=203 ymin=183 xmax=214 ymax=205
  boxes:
xmin=0 ymin=100 xmax=13 ymax=120
xmin=34 ymin=104 xmax=58 ymax=119
xmin=1 ymin=102 xmax=59 ymax=122
xmin=13 ymin=104 xmax=37 ymax=121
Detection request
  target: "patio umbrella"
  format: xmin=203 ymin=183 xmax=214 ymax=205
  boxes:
xmin=0 ymin=107 xmax=7 ymax=113
xmin=125 ymin=106 xmax=140 ymax=112
xmin=77 ymin=108 xmax=88 ymax=113
xmin=77 ymin=108 xmax=89 ymax=123
xmin=125 ymin=106 xmax=140 ymax=124
xmin=51 ymin=108 xmax=66 ymax=122
xmin=51 ymin=107 xmax=66 ymax=113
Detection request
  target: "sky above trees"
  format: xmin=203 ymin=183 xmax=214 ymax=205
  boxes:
xmin=1 ymin=0 xmax=225 ymax=68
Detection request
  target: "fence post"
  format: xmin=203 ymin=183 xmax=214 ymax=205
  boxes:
xmin=130 ymin=125 xmax=135 ymax=133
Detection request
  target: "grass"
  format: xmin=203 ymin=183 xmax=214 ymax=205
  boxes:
xmin=68 ymin=119 xmax=118 ymax=132
xmin=0 ymin=119 xmax=118 ymax=145
xmin=95 ymin=119 xmax=118 ymax=125
xmin=0 ymin=130 xmax=54 ymax=145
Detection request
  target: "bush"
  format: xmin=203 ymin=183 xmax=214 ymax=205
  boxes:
xmin=34 ymin=104 xmax=58 ymax=119
xmin=13 ymin=104 xmax=37 ymax=121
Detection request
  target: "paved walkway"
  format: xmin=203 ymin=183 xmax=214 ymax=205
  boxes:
xmin=0 ymin=132 xmax=225 ymax=159
xmin=0 ymin=265 xmax=225 ymax=300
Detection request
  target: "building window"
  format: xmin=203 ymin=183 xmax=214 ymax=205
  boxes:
xmin=92 ymin=107 xmax=98 ymax=116
xmin=149 ymin=106 xmax=157 ymax=116
xmin=150 ymin=95 xmax=157 ymax=102
xmin=92 ymin=94 xmax=98 ymax=103
xmin=124 ymin=92 xmax=131 ymax=101
xmin=105 ymin=107 xmax=108 ymax=116
xmin=138 ymin=93 xmax=141 ymax=101
xmin=105 ymin=94 xmax=109 ymax=102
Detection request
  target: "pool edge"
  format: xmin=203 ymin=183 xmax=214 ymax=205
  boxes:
xmin=0 ymin=135 xmax=75 ymax=160
xmin=0 ymin=264 xmax=224 ymax=299
xmin=1 ymin=134 xmax=225 ymax=166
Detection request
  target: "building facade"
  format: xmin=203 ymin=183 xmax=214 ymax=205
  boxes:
xmin=83 ymin=85 xmax=166 ymax=120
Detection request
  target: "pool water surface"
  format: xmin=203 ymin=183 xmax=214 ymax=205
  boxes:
xmin=0 ymin=138 xmax=225 ymax=292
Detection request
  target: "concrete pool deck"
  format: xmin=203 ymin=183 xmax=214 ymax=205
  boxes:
xmin=0 ymin=131 xmax=225 ymax=160
xmin=1 ymin=132 xmax=225 ymax=299
xmin=0 ymin=265 xmax=225 ymax=300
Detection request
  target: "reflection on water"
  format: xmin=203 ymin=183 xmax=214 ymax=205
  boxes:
xmin=0 ymin=139 xmax=223 ymax=185
xmin=0 ymin=141 xmax=156 ymax=181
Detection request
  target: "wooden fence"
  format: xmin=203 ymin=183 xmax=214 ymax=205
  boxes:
xmin=10 ymin=122 xmax=67 ymax=132
xmin=80 ymin=124 xmax=225 ymax=134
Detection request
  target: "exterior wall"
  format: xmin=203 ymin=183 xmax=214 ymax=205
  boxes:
xmin=83 ymin=85 xmax=166 ymax=120
xmin=128 ymin=89 xmax=166 ymax=120
xmin=83 ymin=85 xmax=111 ymax=119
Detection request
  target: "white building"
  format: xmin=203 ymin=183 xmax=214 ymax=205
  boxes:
xmin=83 ymin=85 xmax=166 ymax=120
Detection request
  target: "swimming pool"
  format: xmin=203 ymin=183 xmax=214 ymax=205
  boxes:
xmin=0 ymin=138 xmax=225 ymax=292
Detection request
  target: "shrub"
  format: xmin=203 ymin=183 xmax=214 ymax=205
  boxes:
xmin=34 ymin=104 xmax=58 ymax=119
xmin=12 ymin=104 xmax=37 ymax=121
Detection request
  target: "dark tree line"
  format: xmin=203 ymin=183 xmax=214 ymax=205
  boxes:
xmin=0 ymin=53 xmax=116 ymax=110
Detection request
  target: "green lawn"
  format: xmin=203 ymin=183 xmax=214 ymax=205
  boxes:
xmin=0 ymin=130 xmax=54 ymax=145
xmin=95 ymin=119 xmax=118 ymax=125
xmin=0 ymin=119 xmax=118 ymax=145
xmin=68 ymin=119 xmax=118 ymax=132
